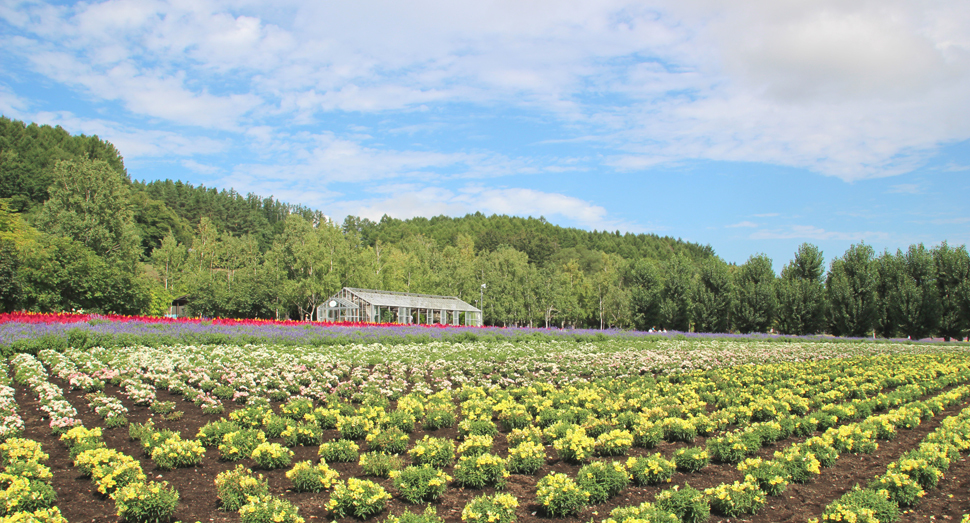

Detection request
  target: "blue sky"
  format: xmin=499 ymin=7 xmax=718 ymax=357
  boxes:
xmin=2 ymin=0 xmax=969 ymax=272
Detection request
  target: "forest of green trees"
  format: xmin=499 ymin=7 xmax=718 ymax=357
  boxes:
xmin=1 ymin=116 xmax=969 ymax=339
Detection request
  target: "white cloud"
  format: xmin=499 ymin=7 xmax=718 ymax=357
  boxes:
xmin=726 ymin=221 xmax=758 ymax=228
xmin=31 ymin=111 xmax=229 ymax=158
xmin=888 ymin=183 xmax=922 ymax=194
xmin=750 ymin=225 xmax=890 ymax=242
xmin=333 ymin=185 xmax=635 ymax=232
xmin=1 ymin=0 xmax=969 ymax=180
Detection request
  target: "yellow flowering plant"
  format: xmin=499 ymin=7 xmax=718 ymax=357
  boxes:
xmin=535 ymin=472 xmax=588 ymax=517
xmin=625 ymin=454 xmax=675 ymax=486
xmin=327 ymin=478 xmax=391 ymax=519
xmin=576 ymin=461 xmax=629 ymax=504
xmin=250 ymin=442 xmax=293 ymax=470
xmin=506 ymin=441 xmax=545 ymax=475
xmin=391 ymin=464 xmax=452 ymax=503
xmin=453 ymin=453 xmax=508 ymax=489
xmin=408 ymin=436 xmax=455 ymax=469
xmin=239 ymin=494 xmax=304 ymax=523
xmin=319 ymin=439 xmax=360 ymax=463
xmin=703 ymin=479 xmax=767 ymax=517
xmin=286 ymin=460 xmax=340 ymax=492
xmin=461 ymin=493 xmax=519 ymax=523
xmin=214 ymin=465 xmax=269 ymax=511
xmin=112 ymin=481 xmax=179 ymax=523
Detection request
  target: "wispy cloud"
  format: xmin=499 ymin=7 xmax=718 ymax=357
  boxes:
xmin=888 ymin=183 xmax=922 ymax=194
xmin=750 ymin=225 xmax=889 ymax=242
xmin=726 ymin=221 xmax=758 ymax=228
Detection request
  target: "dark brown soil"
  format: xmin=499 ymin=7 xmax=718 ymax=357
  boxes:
xmin=14 ymin=378 xmax=970 ymax=523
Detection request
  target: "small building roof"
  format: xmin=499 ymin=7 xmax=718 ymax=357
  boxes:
xmin=343 ymin=287 xmax=480 ymax=312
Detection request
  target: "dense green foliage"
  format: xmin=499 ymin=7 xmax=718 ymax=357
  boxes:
xmin=1 ymin=116 xmax=969 ymax=337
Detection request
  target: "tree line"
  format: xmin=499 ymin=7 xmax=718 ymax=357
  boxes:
xmin=1 ymin=116 xmax=968 ymax=339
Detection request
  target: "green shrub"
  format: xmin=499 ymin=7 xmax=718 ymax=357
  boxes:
xmin=250 ymin=442 xmax=293 ymax=470
xmin=605 ymin=501 xmax=678 ymax=523
xmin=654 ymin=484 xmax=710 ymax=523
xmin=453 ymin=453 xmax=508 ymax=489
xmin=337 ymin=415 xmax=374 ymax=440
xmin=367 ymin=427 xmax=410 ymax=454
xmin=0 ymin=475 xmax=57 ymax=514
xmin=281 ymin=398 xmax=315 ymax=420
xmin=327 ymin=478 xmax=392 ymax=519
xmin=423 ymin=409 xmax=456 ymax=430
xmin=506 ymin=441 xmax=545 ymax=475
xmin=281 ymin=422 xmax=322 ymax=447
xmin=506 ymin=427 xmax=543 ymax=447
xmin=408 ymin=436 xmax=455 ymax=469
xmin=218 ymin=429 xmax=266 ymax=461
xmin=576 ymin=461 xmax=629 ymax=504
xmin=286 ymin=460 xmax=340 ymax=492
xmin=359 ymin=452 xmax=403 ymax=477
xmin=214 ymin=465 xmax=269 ymax=511
xmin=736 ymin=458 xmax=788 ymax=496
xmin=392 ymin=464 xmax=452 ymax=503
xmin=662 ymin=418 xmax=697 ymax=443
xmin=773 ymin=447 xmax=821 ymax=483
xmin=149 ymin=401 xmax=176 ymax=415
xmin=151 ymin=437 xmax=205 ymax=470
xmin=632 ymin=419 xmax=663 ymax=448
xmin=625 ymin=453 xmax=675 ymax=486
xmin=457 ymin=419 xmax=498 ymax=439
xmin=112 ymin=481 xmax=179 ymax=523
xmin=535 ymin=472 xmax=589 ymax=517
xmin=319 ymin=440 xmax=360 ymax=463
xmin=821 ymin=488 xmax=899 ymax=523
xmin=386 ymin=506 xmax=443 ymax=523
xmin=461 ymin=493 xmax=519 ymax=523
xmin=239 ymin=495 xmax=303 ymax=523
xmin=872 ymin=471 xmax=924 ymax=507
xmin=552 ymin=427 xmax=595 ymax=463
xmin=703 ymin=479 xmax=767 ymax=517
xmin=261 ymin=414 xmax=289 ymax=439
xmin=594 ymin=429 xmax=633 ymax=457
xmin=196 ymin=419 xmax=240 ymax=447
xmin=457 ymin=435 xmax=493 ymax=458
xmin=673 ymin=447 xmax=709 ymax=473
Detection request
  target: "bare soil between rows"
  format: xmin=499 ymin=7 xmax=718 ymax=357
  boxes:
xmin=14 ymin=376 xmax=970 ymax=523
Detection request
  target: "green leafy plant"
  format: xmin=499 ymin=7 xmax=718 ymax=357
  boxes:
xmin=214 ymin=465 xmax=270 ymax=512
xmin=594 ymin=429 xmax=633 ymax=457
xmin=461 ymin=493 xmax=519 ymax=523
xmin=112 ymin=481 xmax=179 ymax=523
xmin=391 ymin=464 xmax=452 ymax=503
xmin=218 ymin=429 xmax=266 ymax=461
xmin=367 ymin=427 xmax=410 ymax=454
xmin=552 ymin=427 xmax=595 ymax=463
xmin=453 ymin=453 xmax=508 ymax=489
xmin=423 ymin=409 xmax=456 ymax=430
xmin=250 ymin=442 xmax=293 ymax=470
xmin=506 ymin=441 xmax=545 ymax=475
xmin=150 ymin=436 xmax=205 ymax=470
xmin=606 ymin=501 xmax=678 ymax=523
xmin=286 ymin=460 xmax=340 ymax=492
xmin=327 ymin=478 xmax=392 ymax=519
xmin=576 ymin=461 xmax=629 ymax=504
xmin=281 ymin=422 xmax=322 ymax=447
xmin=673 ymin=447 xmax=709 ymax=473
xmin=359 ymin=452 xmax=403 ymax=478
xmin=196 ymin=419 xmax=240 ymax=447
xmin=408 ymin=436 xmax=455 ymax=469
xmin=737 ymin=458 xmax=789 ymax=496
xmin=319 ymin=439 xmax=360 ymax=463
xmin=535 ymin=472 xmax=589 ymax=517
xmin=625 ymin=453 xmax=676 ymax=486
xmin=239 ymin=495 xmax=304 ymax=523
xmin=654 ymin=484 xmax=710 ymax=523
xmin=457 ymin=435 xmax=493 ymax=458
xmin=704 ymin=479 xmax=767 ymax=517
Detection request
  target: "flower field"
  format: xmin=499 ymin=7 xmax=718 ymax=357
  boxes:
xmin=3 ymin=329 xmax=970 ymax=523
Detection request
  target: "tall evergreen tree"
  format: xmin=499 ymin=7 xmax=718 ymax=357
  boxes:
xmin=776 ymin=243 xmax=826 ymax=335
xmin=691 ymin=257 xmax=733 ymax=334
xmin=890 ymin=244 xmax=940 ymax=340
xmin=733 ymin=254 xmax=777 ymax=333
xmin=933 ymin=242 xmax=970 ymax=341
xmin=826 ymin=243 xmax=878 ymax=337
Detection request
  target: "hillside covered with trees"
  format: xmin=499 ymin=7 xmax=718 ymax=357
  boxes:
xmin=1 ymin=116 xmax=969 ymax=339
